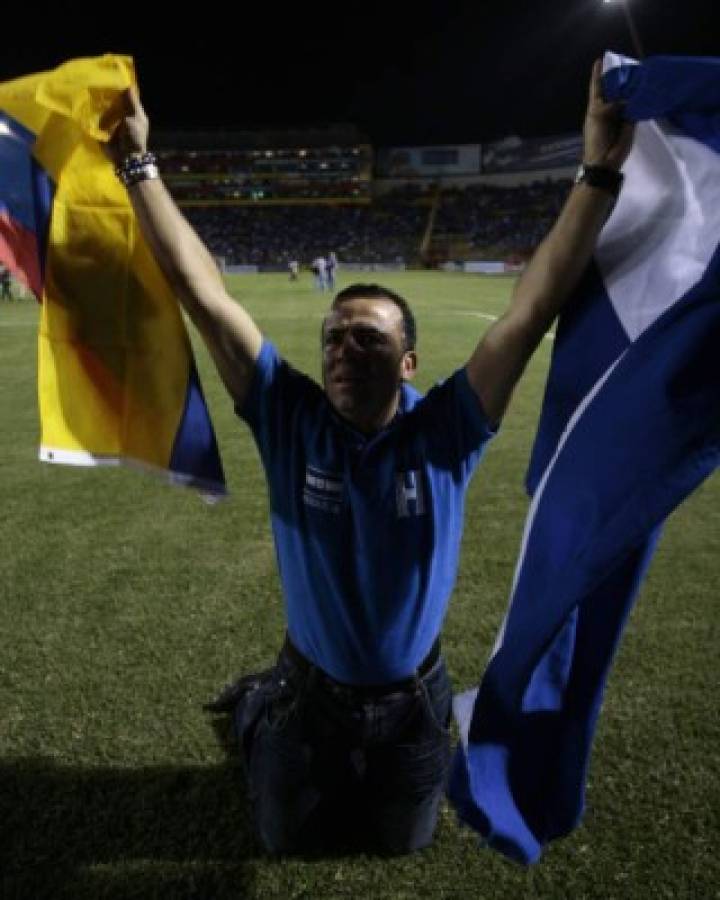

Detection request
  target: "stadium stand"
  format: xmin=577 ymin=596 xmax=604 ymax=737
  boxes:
xmin=431 ymin=180 xmax=570 ymax=262
xmin=183 ymin=203 xmax=426 ymax=268
xmin=157 ymin=125 xmax=373 ymax=205
xmin=154 ymin=126 xmax=575 ymax=269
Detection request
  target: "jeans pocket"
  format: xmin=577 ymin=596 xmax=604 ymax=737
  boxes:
xmin=418 ymin=668 xmax=453 ymax=737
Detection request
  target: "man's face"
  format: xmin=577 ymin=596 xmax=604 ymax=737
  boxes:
xmin=321 ymin=296 xmax=417 ymax=433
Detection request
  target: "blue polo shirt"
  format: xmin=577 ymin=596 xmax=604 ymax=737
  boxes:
xmin=238 ymin=340 xmax=495 ymax=685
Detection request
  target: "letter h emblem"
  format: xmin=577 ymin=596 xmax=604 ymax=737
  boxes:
xmin=396 ymin=470 xmax=426 ymax=517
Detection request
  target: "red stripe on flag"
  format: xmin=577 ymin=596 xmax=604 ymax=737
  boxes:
xmin=0 ymin=210 xmax=43 ymax=300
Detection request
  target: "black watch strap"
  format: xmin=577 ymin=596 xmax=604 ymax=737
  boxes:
xmin=574 ymin=163 xmax=624 ymax=199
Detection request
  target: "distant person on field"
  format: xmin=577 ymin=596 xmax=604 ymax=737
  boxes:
xmin=288 ymin=259 xmax=300 ymax=281
xmin=311 ymin=254 xmax=328 ymax=291
xmin=0 ymin=265 xmax=12 ymax=301
xmin=105 ymin=61 xmax=632 ymax=856
xmin=326 ymin=251 xmax=338 ymax=290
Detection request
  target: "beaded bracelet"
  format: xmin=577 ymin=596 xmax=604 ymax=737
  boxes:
xmin=116 ymin=151 xmax=159 ymax=187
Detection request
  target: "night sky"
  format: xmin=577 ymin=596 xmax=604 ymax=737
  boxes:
xmin=1 ymin=1 xmax=716 ymax=145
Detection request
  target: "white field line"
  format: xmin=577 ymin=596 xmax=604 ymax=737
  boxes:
xmin=445 ymin=310 xmax=555 ymax=341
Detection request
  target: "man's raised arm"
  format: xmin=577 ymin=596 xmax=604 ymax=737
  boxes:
xmin=465 ymin=60 xmax=635 ymax=426
xmin=108 ymin=88 xmax=262 ymax=408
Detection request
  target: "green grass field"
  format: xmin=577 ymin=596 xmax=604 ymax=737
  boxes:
xmin=1 ymin=272 xmax=718 ymax=899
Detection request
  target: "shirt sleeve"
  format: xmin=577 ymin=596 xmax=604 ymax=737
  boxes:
xmin=415 ymin=366 xmax=498 ymax=477
xmin=235 ymin=338 xmax=321 ymax=467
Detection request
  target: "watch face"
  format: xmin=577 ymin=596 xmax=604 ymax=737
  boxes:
xmin=574 ymin=164 xmax=586 ymax=184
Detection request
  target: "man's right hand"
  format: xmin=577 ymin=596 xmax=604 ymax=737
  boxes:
xmin=107 ymin=87 xmax=263 ymax=408
xmin=106 ymin=87 xmax=150 ymax=168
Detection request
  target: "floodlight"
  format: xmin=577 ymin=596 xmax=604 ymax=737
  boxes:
xmin=602 ymin=0 xmax=645 ymax=58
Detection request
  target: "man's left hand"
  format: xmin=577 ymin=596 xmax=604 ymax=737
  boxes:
xmin=583 ymin=58 xmax=635 ymax=170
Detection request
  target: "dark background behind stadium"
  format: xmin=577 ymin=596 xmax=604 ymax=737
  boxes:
xmin=1 ymin=0 xmax=716 ymax=143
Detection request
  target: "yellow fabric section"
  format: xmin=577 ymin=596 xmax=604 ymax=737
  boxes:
xmin=0 ymin=56 xmax=192 ymax=470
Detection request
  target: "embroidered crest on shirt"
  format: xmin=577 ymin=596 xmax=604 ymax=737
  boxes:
xmin=395 ymin=470 xmax=426 ymax=517
xmin=303 ymin=466 xmax=343 ymax=514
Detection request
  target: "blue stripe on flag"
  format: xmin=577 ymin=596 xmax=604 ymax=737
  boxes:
xmin=0 ymin=110 xmax=55 ymax=282
xmin=604 ymin=56 xmax=720 ymax=152
xmin=169 ymin=359 xmax=227 ymax=494
xmin=30 ymin=157 xmax=55 ymax=282
xmin=526 ymin=261 xmax=630 ymax=492
xmin=0 ymin=112 xmax=41 ymax=232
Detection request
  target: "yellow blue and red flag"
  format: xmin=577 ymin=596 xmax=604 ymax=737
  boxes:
xmin=0 ymin=55 xmax=226 ymax=496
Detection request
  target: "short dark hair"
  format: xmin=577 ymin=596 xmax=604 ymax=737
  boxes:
xmin=331 ymin=283 xmax=417 ymax=351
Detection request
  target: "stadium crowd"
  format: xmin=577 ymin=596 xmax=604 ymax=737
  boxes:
xmin=434 ymin=180 xmax=570 ymax=256
xmin=179 ymin=179 xmax=571 ymax=267
xmin=184 ymin=201 xmax=426 ymax=266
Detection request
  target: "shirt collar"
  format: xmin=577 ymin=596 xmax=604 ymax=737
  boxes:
xmin=328 ymin=382 xmax=422 ymax=443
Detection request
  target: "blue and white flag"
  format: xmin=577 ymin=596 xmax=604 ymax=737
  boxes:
xmin=448 ymin=52 xmax=720 ymax=864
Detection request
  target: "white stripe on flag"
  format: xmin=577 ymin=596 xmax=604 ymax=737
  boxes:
xmin=599 ymin=122 xmax=720 ymax=340
xmin=491 ymin=353 xmax=624 ymax=658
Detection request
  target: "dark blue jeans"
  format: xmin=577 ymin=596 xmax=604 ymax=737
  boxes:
xmin=240 ymin=645 xmax=453 ymax=856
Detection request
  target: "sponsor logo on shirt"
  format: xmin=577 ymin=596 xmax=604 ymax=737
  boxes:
xmin=396 ymin=470 xmax=426 ymax=517
xmin=303 ymin=466 xmax=343 ymax=514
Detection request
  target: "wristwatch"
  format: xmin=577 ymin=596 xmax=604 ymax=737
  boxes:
xmin=574 ymin=163 xmax=624 ymax=199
